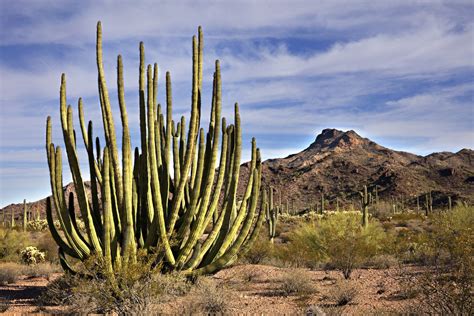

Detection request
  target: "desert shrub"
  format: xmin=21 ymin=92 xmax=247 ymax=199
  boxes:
xmin=371 ymin=201 xmax=394 ymax=220
xmin=404 ymin=206 xmax=474 ymax=314
xmin=20 ymin=246 xmax=46 ymax=265
xmin=279 ymin=269 xmax=315 ymax=296
xmin=36 ymin=232 xmax=59 ymax=263
xmin=66 ymin=255 xmax=162 ymax=314
xmin=285 ymin=213 xmax=391 ymax=278
xmin=365 ymin=254 xmax=399 ymax=269
xmin=325 ymin=280 xmax=358 ymax=306
xmin=152 ymin=271 xmax=192 ymax=299
xmin=0 ymin=228 xmax=30 ymax=262
xmin=0 ymin=262 xmax=22 ymax=285
xmin=188 ymin=277 xmax=231 ymax=314
xmin=241 ymin=235 xmax=273 ymax=264
xmin=391 ymin=212 xmax=425 ymax=222
xmin=23 ymin=262 xmax=60 ymax=279
xmin=38 ymin=275 xmax=77 ymax=306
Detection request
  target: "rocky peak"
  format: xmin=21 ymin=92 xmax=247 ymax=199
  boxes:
xmin=308 ymin=128 xmax=367 ymax=151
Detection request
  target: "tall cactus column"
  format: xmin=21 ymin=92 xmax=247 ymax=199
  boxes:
xmin=266 ymin=187 xmax=278 ymax=243
xmin=360 ymin=185 xmax=369 ymax=228
xmin=23 ymin=199 xmax=28 ymax=231
xmin=45 ymin=22 xmax=263 ymax=276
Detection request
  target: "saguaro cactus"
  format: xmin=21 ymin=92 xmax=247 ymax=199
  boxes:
xmin=45 ymin=22 xmax=263 ymax=276
xmin=23 ymin=199 xmax=28 ymax=231
xmin=266 ymin=187 xmax=278 ymax=243
xmin=360 ymin=185 xmax=369 ymax=228
xmin=10 ymin=207 xmax=15 ymax=228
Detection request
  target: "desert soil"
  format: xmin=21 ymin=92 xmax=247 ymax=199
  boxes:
xmin=1 ymin=264 xmax=420 ymax=315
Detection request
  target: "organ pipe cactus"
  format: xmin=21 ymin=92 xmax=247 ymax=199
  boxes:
xmin=45 ymin=22 xmax=263 ymax=276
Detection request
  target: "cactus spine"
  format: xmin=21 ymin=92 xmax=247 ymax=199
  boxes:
xmin=45 ymin=22 xmax=262 ymax=276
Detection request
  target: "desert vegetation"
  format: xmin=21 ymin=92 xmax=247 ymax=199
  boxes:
xmin=0 ymin=20 xmax=472 ymax=315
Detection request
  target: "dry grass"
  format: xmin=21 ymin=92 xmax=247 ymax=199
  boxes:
xmin=279 ymin=269 xmax=315 ymax=296
xmin=0 ymin=262 xmax=22 ymax=285
xmin=187 ymin=277 xmax=231 ymax=314
xmin=325 ymin=280 xmax=358 ymax=307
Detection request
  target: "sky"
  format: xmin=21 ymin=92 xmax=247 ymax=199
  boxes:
xmin=0 ymin=0 xmax=473 ymax=207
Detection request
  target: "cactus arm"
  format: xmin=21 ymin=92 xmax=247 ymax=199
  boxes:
xmin=216 ymin=138 xmax=256 ymax=257
xmin=45 ymin=197 xmax=81 ymax=259
xmin=167 ymin=35 xmax=200 ymax=234
xmin=117 ymin=54 xmax=137 ymax=262
xmin=102 ymin=147 xmax=114 ymax=273
xmin=240 ymin=189 xmax=266 ymax=259
xmin=193 ymin=167 xmax=261 ymax=275
xmin=184 ymin=124 xmax=228 ymax=270
xmin=63 ymin=105 xmax=102 ymax=253
xmin=96 ymin=22 xmax=123 ymax=212
xmin=86 ymin=121 xmax=102 ymax=235
xmin=145 ymin=64 xmax=175 ymax=265
xmin=78 ymin=100 xmax=102 ymax=185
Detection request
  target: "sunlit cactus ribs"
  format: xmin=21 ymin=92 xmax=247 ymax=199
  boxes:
xmin=45 ymin=22 xmax=263 ymax=275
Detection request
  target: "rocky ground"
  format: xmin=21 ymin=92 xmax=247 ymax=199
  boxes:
xmin=1 ymin=264 xmax=422 ymax=315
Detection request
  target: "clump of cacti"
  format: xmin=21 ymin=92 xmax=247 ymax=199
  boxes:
xmin=45 ymin=22 xmax=263 ymax=276
xmin=20 ymin=246 xmax=46 ymax=265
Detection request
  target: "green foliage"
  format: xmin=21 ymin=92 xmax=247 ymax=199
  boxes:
xmin=0 ymin=228 xmax=30 ymax=261
xmin=285 ymin=213 xmax=391 ymax=278
xmin=403 ymin=206 xmax=474 ymax=314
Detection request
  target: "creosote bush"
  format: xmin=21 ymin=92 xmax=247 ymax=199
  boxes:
xmin=406 ymin=205 xmax=473 ymax=314
xmin=284 ymin=212 xmax=391 ymax=278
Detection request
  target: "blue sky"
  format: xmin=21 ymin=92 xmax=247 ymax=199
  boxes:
xmin=0 ymin=0 xmax=473 ymax=206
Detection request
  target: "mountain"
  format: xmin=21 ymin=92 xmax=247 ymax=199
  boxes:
xmin=240 ymin=128 xmax=474 ymax=210
xmin=2 ymin=128 xmax=473 ymax=221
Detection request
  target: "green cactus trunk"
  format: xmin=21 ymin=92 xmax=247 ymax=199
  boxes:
xmin=361 ymin=185 xmax=369 ymax=228
xmin=10 ymin=208 xmax=15 ymax=228
xmin=45 ymin=22 xmax=262 ymax=276
xmin=23 ymin=199 xmax=27 ymax=231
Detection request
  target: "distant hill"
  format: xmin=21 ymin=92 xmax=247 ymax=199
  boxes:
xmin=240 ymin=128 xmax=474 ymax=210
xmin=2 ymin=128 xmax=473 ymax=220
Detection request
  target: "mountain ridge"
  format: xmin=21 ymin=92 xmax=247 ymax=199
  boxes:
xmin=2 ymin=128 xmax=473 ymax=219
